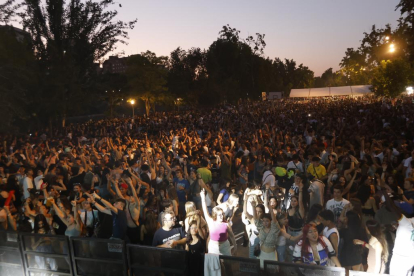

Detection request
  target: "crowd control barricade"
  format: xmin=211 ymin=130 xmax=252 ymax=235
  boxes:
xmin=20 ymin=233 xmax=73 ymax=276
xmin=263 ymin=260 xmax=346 ymax=276
xmin=69 ymin=237 xmax=127 ymax=276
xmin=127 ymin=244 xmax=187 ymax=276
xmin=349 ymin=271 xmax=393 ymax=276
xmin=0 ymin=230 xmax=25 ymax=276
xmin=219 ymin=255 xmax=261 ymax=276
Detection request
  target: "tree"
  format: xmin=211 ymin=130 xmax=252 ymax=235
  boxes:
xmin=0 ymin=26 xmax=37 ymax=132
xmin=0 ymin=0 xmax=22 ymax=24
xmin=370 ymin=59 xmax=413 ymax=97
xmin=15 ymin=0 xmax=136 ymax=127
xmin=97 ymin=73 xmax=128 ymax=117
xmin=127 ymin=51 xmax=169 ymax=116
xmin=168 ymin=47 xmax=207 ymax=105
xmin=396 ymin=0 xmax=414 ymax=63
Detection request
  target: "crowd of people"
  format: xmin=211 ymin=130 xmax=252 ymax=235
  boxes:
xmin=0 ymin=96 xmax=414 ymax=275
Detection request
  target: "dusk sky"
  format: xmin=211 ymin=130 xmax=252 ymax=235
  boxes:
xmin=113 ymin=0 xmax=402 ymax=76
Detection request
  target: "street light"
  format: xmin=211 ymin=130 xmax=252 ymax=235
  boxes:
xmin=129 ymin=99 xmax=135 ymax=120
xmin=389 ymin=43 xmax=395 ymax=53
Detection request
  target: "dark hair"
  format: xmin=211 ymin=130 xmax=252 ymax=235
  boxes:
xmin=318 ymin=209 xmax=335 ymax=223
xmin=144 ymin=210 xmax=158 ymax=236
xmin=161 ymin=199 xmax=172 ymax=210
xmin=186 ymin=220 xmax=205 ymax=250
xmin=305 ymin=204 xmax=323 ymax=224
xmin=356 ymin=184 xmax=371 ymax=205
xmin=262 ymin=213 xmax=272 ymax=221
xmin=33 ymin=214 xmax=51 ymax=234
xmin=256 ymin=204 xmax=265 ymax=217
xmin=114 ymin=198 xmax=126 ymax=210
xmin=333 ymin=184 xmax=344 ymax=193
xmin=346 ymin=210 xmax=367 ymax=243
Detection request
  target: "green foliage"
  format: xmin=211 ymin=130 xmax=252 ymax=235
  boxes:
xmin=126 ymin=51 xmax=169 ymax=116
xmin=370 ymin=59 xmax=413 ymax=97
xmin=15 ymin=0 xmax=136 ymax=126
xmin=0 ymin=26 xmax=37 ymax=132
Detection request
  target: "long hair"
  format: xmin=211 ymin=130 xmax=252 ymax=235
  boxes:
xmin=144 ymin=210 xmax=158 ymax=235
xmin=349 ymin=198 xmax=363 ymax=217
xmin=346 ymin=210 xmax=367 ymax=242
xmin=305 ymin=204 xmax=323 ymax=224
xmin=356 ymin=184 xmax=372 ymax=205
xmin=33 ymin=214 xmax=51 ymax=234
xmin=186 ymin=220 xmax=205 ymax=251
xmin=167 ymin=186 xmax=179 ymax=201
xmin=300 ymin=224 xmax=329 ymax=260
xmin=366 ymin=219 xmax=389 ymax=261
xmin=185 ymin=201 xmax=200 ymax=224
xmin=212 ymin=207 xmax=225 ymax=222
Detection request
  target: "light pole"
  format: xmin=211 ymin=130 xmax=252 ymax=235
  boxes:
xmin=129 ymin=99 xmax=135 ymax=121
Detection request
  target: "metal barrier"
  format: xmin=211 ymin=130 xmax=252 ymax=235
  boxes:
xmin=219 ymin=255 xmax=261 ymax=275
xmin=20 ymin=233 xmax=73 ymax=276
xmin=0 ymin=230 xmax=25 ymax=276
xmin=349 ymin=271 xmax=393 ymax=276
xmin=264 ymin=260 xmax=346 ymax=276
xmin=69 ymin=237 xmax=127 ymax=276
xmin=127 ymin=244 xmax=188 ymax=276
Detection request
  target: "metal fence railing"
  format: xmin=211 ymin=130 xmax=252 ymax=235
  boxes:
xmin=20 ymin=233 xmax=73 ymax=276
xmin=127 ymin=244 xmax=188 ymax=276
xmin=219 ymin=255 xmax=261 ymax=276
xmin=0 ymin=230 xmax=25 ymax=276
xmin=69 ymin=237 xmax=127 ymax=276
xmin=0 ymin=231 xmax=397 ymax=276
xmin=263 ymin=260 xmax=346 ymax=276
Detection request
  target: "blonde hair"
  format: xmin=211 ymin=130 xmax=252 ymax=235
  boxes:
xmin=185 ymin=201 xmax=196 ymax=214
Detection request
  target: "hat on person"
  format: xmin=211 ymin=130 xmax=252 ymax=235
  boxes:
xmin=119 ymin=183 xmax=128 ymax=190
xmin=394 ymin=200 xmax=414 ymax=215
xmin=65 ymin=147 xmax=71 ymax=153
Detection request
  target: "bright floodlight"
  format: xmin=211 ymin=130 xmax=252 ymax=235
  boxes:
xmin=385 ymin=36 xmax=390 ymax=40
xmin=130 ymin=99 xmax=135 ymax=105
xmin=407 ymin=87 xmax=413 ymax=95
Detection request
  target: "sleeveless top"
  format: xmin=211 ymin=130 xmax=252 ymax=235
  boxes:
xmin=288 ymin=209 xmax=304 ymax=231
xmin=210 ymin=221 xmax=228 ymax=242
xmin=323 ymin=226 xmax=340 ymax=246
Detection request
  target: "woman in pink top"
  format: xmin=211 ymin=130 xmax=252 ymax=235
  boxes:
xmin=201 ymin=189 xmax=237 ymax=255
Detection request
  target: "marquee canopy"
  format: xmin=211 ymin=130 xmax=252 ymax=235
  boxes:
xmin=290 ymin=85 xmax=372 ymax=98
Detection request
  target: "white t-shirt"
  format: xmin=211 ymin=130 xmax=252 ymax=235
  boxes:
xmin=323 ymin=226 xmax=340 ymax=247
xmin=23 ymin=177 xmax=34 ymax=199
xmin=404 ymin=157 xmax=412 ymax=178
xmin=80 ymin=210 xmax=99 ymax=228
xmin=392 ymin=215 xmax=414 ymax=257
xmin=326 ymin=198 xmax=350 ymax=223
xmin=287 ymin=161 xmax=304 ymax=172
xmin=262 ymin=170 xmax=276 ymax=187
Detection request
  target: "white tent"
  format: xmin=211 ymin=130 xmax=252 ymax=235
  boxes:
xmin=290 ymin=85 xmax=372 ymax=98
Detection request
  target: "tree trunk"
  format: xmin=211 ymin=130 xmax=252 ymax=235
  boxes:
xmin=145 ymin=98 xmax=150 ymax=116
xmin=62 ymin=114 xmax=66 ymax=128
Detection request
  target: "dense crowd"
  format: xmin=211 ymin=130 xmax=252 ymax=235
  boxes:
xmin=1 ymin=96 xmax=414 ymax=275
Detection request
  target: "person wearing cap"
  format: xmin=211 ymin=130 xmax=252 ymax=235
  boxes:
xmin=306 ymin=156 xmax=327 ymax=181
xmin=112 ymin=176 xmax=141 ymax=244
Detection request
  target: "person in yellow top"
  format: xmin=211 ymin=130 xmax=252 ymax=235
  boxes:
xmin=307 ymin=157 xmax=327 ymax=180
